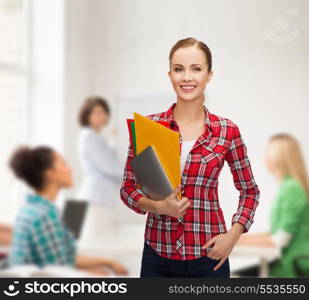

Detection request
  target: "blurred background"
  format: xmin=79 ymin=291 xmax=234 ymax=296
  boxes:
xmin=0 ymin=0 xmax=309 ymax=277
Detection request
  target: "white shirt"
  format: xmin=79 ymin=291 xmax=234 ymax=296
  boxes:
xmin=77 ymin=127 xmax=123 ymax=205
xmin=180 ymin=140 xmax=196 ymax=173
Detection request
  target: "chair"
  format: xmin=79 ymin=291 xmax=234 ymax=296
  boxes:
xmin=293 ymin=255 xmax=309 ymax=277
xmin=0 ymin=253 xmax=9 ymax=270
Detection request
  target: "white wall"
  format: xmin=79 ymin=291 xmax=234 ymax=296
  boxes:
xmin=61 ymin=0 xmax=309 ymax=231
xmin=29 ymin=0 xmax=65 ymax=152
xmin=62 ymin=0 xmax=93 ymax=200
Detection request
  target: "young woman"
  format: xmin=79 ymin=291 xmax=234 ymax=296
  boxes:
xmin=78 ymin=96 xmax=123 ymax=205
xmin=238 ymin=134 xmax=309 ymax=277
xmin=120 ymin=37 xmax=260 ymax=278
xmin=8 ymin=146 xmax=128 ymax=276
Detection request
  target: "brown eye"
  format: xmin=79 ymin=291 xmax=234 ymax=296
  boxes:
xmin=174 ymin=67 xmax=182 ymax=72
xmin=193 ymin=67 xmax=201 ymax=72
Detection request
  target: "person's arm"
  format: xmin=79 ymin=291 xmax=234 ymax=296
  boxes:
xmin=238 ymin=232 xmax=276 ymax=247
xmin=201 ymin=125 xmax=260 ymax=271
xmin=0 ymin=231 xmax=11 ymax=246
xmin=237 ymin=182 xmax=306 ymax=249
xmin=225 ymin=124 xmax=260 ymax=233
xmin=137 ymin=185 xmax=190 ymax=218
xmin=0 ymin=223 xmax=13 ymax=233
xmin=275 ymin=181 xmax=307 ymax=236
xmin=75 ymin=254 xmax=128 ymax=275
xmin=75 ymin=254 xmax=112 ymax=269
xmin=0 ymin=224 xmax=12 ymax=246
xmin=269 ymin=181 xmax=307 ymax=250
xmin=84 ymin=132 xmax=123 ymax=180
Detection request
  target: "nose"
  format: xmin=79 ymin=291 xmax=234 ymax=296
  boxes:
xmin=183 ymin=70 xmax=192 ymax=81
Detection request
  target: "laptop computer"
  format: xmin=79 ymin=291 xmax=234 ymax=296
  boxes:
xmin=130 ymin=145 xmax=174 ymax=200
xmin=62 ymin=200 xmax=88 ymax=239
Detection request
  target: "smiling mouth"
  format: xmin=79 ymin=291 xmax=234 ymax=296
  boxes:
xmin=180 ymin=85 xmax=197 ymax=93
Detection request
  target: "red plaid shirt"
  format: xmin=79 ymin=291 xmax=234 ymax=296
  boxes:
xmin=120 ymin=102 xmax=260 ymax=260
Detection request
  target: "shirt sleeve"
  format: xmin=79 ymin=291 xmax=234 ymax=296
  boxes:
xmin=271 ymin=230 xmax=292 ymax=248
xmin=84 ymin=133 xmax=123 ymax=181
xmin=275 ymin=181 xmax=307 ymax=236
xmin=225 ymin=124 xmax=260 ymax=233
xmin=119 ymin=140 xmax=147 ymax=215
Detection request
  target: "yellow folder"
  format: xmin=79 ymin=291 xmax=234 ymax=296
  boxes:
xmin=134 ymin=112 xmax=181 ymax=199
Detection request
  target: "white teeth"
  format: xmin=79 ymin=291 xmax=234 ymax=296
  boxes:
xmin=181 ymin=86 xmax=195 ymax=89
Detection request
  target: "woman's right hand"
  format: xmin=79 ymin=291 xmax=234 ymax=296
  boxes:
xmin=156 ymin=185 xmax=191 ymax=218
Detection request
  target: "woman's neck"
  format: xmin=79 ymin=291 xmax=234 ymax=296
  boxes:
xmin=90 ymin=125 xmax=101 ymax=133
xmin=37 ymin=184 xmax=59 ymax=202
xmin=174 ymin=96 xmax=205 ymax=124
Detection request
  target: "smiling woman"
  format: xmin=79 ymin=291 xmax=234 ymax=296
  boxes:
xmin=120 ymin=37 xmax=260 ymax=278
xmin=168 ymin=38 xmax=212 ymax=114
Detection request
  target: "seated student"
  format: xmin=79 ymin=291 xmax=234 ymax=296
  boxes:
xmin=8 ymin=146 xmax=128 ymax=276
xmin=237 ymin=133 xmax=309 ymax=277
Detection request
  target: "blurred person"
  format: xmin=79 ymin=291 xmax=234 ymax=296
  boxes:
xmin=238 ymin=133 xmax=309 ymax=277
xmin=120 ymin=37 xmax=260 ymax=278
xmin=8 ymin=146 xmax=128 ymax=276
xmin=77 ymin=96 xmax=124 ymax=244
xmin=77 ymin=96 xmax=123 ymax=205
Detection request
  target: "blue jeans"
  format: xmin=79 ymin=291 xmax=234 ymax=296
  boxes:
xmin=140 ymin=241 xmax=230 ymax=278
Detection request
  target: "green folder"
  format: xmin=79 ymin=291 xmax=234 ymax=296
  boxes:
xmin=130 ymin=121 xmax=137 ymax=156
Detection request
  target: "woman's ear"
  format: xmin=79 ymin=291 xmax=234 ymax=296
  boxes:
xmin=168 ymin=70 xmax=172 ymax=81
xmin=206 ymin=70 xmax=213 ymax=84
xmin=44 ymin=169 xmax=52 ymax=182
xmin=44 ymin=167 xmax=57 ymax=184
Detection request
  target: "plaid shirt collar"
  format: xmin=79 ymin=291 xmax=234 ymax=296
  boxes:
xmin=164 ymin=102 xmax=213 ymax=146
xmin=26 ymin=193 xmax=57 ymax=211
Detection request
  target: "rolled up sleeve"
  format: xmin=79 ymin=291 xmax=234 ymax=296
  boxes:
xmin=120 ymin=140 xmax=147 ymax=215
xmin=225 ymin=124 xmax=260 ymax=233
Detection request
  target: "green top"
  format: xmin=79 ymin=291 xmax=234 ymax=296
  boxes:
xmin=269 ymin=176 xmax=309 ymax=277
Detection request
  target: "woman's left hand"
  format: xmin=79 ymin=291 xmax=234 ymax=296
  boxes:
xmin=201 ymin=231 xmax=241 ymax=271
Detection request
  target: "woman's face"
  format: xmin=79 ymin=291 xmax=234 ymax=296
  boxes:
xmin=168 ymin=45 xmax=213 ymax=102
xmin=88 ymin=105 xmax=109 ymax=131
xmin=46 ymin=152 xmax=73 ymax=188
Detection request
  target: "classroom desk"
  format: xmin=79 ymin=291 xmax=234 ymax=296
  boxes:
xmin=1 ymin=243 xmax=280 ymax=278
xmin=229 ymin=245 xmax=281 ymax=277
xmin=77 ymin=239 xmax=281 ymax=278
xmin=77 ymin=232 xmax=280 ymax=277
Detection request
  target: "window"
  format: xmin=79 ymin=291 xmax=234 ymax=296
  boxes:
xmin=0 ymin=0 xmax=29 ymax=223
